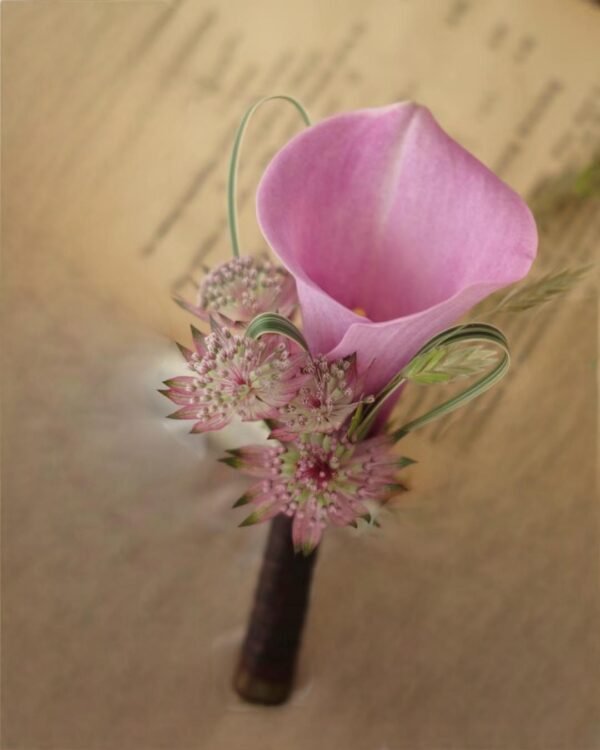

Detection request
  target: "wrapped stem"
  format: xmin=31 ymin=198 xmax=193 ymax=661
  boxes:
xmin=233 ymin=514 xmax=318 ymax=705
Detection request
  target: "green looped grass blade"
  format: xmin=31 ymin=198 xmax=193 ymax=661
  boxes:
xmin=349 ymin=323 xmax=510 ymax=442
xmin=392 ymin=324 xmax=510 ymax=440
xmin=245 ymin=312 xmax=310 ymax=351
xmin=228 ymin=95 xmax=311 ymax=258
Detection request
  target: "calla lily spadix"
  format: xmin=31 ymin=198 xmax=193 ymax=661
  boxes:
xmin=256 ymin=102 xmax=538 ymax=394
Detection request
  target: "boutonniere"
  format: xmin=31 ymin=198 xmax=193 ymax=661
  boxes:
xmin=161 ymin=96 xmax=587 ymax=704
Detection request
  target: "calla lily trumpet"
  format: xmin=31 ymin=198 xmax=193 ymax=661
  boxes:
xmin=256 ymin=102 xmax=538 ymax=393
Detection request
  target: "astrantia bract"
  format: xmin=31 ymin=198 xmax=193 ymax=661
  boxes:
xmin=226 ymin=432 xmax=407 ymax=553
xmin=176 ymin=256 xmax=297 ymax=329
xmin=269 ymin=354 xmax=371 ymax=440
xmin=162 ymin=326 xmax=308 ymax=432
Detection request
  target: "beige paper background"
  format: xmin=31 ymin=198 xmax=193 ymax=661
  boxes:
xmin=2 ymin=1 xmax=599 ymax=748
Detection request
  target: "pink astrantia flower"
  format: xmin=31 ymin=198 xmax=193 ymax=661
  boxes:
xmin=257 ymin=102 xmax=538 ymax=394
xmin=226 ymin=433 xmax=404 ymax=553
xmin=175 ymin=256 xmax=297 ymax=329
xmin=161 ymin=326 xmax=308 ymax=432
xmin=269 ymin=354 xmax=372 ymax=441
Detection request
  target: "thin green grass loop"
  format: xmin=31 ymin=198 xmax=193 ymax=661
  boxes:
xmin=392 ymin=325 xmax=510 ymax=441
xmin=228 ymin=95 xmax=311 ymax=258
xmin=350 ymin=323 xmax=510 ymax=442
xmin=245 ymin=312 xmax=310 ymax=352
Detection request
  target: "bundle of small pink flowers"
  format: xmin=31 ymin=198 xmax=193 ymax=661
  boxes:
xmin=164 ymin=305 xmax=399 ymax=553
xmin=161 ymin=98 xmax=543 ymax=554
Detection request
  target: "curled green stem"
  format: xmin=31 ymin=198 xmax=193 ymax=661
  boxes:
xmin=228 ymin=95 xmax=311 ymax=258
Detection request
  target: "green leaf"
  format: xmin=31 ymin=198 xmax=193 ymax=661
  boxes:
xmin=228 ymin=95 xmax=311 ymax=258
xmin=245 ymin=312 xmax=310 ymax=351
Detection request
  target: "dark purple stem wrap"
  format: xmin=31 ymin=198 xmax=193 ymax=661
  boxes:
xmin=233 ymin=513 xmax=318 ymax=705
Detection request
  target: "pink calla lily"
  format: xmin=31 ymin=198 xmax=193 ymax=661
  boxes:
xmin=257 ymin=102 xmax=538 ymax=395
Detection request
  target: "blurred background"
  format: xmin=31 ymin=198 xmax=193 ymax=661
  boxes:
xmin=2 ymin=1 xmax=599 ymax=748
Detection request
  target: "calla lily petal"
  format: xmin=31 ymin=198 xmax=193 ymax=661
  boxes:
xmin=257 ymin=102 xmax=537 ymax=393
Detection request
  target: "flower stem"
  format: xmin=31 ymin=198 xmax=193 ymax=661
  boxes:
xmin=233 ymin=514 xmax=318 ymax=705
